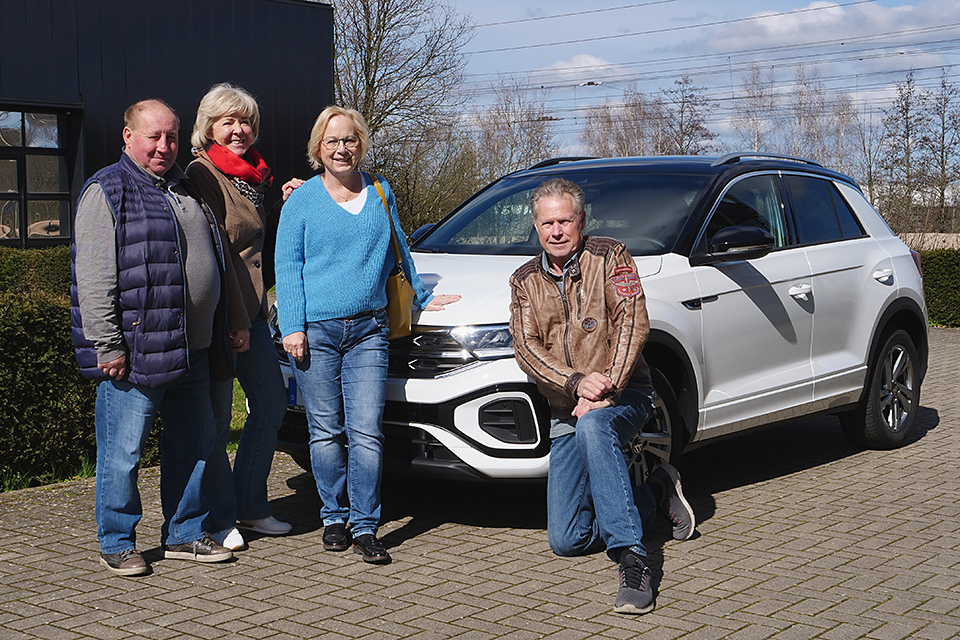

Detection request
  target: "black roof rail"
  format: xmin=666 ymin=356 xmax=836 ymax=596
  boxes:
xmin=526 ymin=156 xmax=597 ymax=170
xmin=712 ymin=152 xmax=824 ymax=168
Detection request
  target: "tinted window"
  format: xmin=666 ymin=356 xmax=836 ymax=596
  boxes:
xmin=704 ymin=174 xmax=789 ymax=248
xmin=416 ymin=172 xmax=709 ymax=256
xmin=831 ymin=185 xmax=865 ymax=238
xmin=785 ymin=175 xmax=844 ymax=244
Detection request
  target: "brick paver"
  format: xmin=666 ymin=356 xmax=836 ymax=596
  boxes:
xmin=1 ymin=328 xmax=958 ymax=639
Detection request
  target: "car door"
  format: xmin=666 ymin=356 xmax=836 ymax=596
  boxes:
xmin=783 ymin=174 xmax=893 ymax=408
xmin=692 ymin=173 xmax=815 ymax=435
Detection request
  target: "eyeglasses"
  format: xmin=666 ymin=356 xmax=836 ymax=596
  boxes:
xmin=321 ymin=136 xmax=359 ymax=150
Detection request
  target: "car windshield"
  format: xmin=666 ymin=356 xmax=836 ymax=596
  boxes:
xmin=414 ymin=171 xmax=710 ymax=255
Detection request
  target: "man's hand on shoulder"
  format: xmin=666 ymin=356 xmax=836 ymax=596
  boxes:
xmin=577 ymin=371 xmax=614 ymax=402
xmin=98 ymin=355 xmax=126 ymax=380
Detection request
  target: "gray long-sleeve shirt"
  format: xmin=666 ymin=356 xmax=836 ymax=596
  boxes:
xmin=74 ymin=162 xmax=221 ymax=364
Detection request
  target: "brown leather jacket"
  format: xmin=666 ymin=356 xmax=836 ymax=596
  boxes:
xmin=509 ymin=236 xmax=652 ymax=417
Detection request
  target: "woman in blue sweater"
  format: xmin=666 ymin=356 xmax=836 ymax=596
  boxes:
xmin=275 ymin=106 xmax=458 ymax=564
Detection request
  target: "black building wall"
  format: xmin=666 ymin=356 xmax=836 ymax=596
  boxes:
xmin=0 ymin=0 xmax=333 ymax=246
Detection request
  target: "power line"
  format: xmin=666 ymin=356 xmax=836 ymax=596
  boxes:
xmin=466 ymin=0 xmax=879 ymax=55
xmin=474 ymin=0 xmax=678 ymax=28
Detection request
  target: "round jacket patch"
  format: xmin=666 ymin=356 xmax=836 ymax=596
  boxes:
xmin=582 ymin=317 xmax=598 ymax=332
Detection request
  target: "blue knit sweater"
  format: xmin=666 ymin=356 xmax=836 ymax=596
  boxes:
xmin=275 ymin=173 xmax=433 ymax=337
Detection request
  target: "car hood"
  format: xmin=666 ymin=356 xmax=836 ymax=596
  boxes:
xmin=410 ymin=252 xmax=663 ymax=327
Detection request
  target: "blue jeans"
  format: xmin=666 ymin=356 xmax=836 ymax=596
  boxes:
xmin=293 ymin=310 xmax=389 ymax=537
xmin=206 ymin=315 xmax=288 ymax=532
xmin=94 ymin=349 xmax=218 ymax=553
xmin=547 ymin=388 xmax=656 ymax=561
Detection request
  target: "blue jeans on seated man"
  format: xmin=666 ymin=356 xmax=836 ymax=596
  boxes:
xmin=94 ymin=348 xmax=218 ymax=554
xmin=206 ymin=315 xmax=288 ymax=533
xmin=293 ymin=309 xmax=389 ymax=538
xmin=547 ymin=387 xmax=657 ymax=561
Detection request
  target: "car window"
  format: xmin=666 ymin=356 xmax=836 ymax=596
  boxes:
xmin=703 ymin=174 xmax=789 ymax=249
xmin=415 ymin=172 xmax=710 ymax=256
xmin=831 ymin=184 xmax=866 ymax=238
xmin=784 ymin=174 xmax=851 ymax=244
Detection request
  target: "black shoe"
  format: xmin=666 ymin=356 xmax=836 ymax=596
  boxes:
xmin=99 ymin=548 xmax=148 ymax=576
xmin=614 ymin=550 xmax=654 ymax=614
xmin=352 ymin=534 xmax=391 ymax=564
xmin=322 ymin=522 xmax=352 ymax=551
xmin=648 ymin=462 xmax=696 ymax=541
xmin=162 ymin=536 xmax=233 ymax=563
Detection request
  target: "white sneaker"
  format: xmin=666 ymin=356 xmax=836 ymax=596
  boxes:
xmin=237 ymin=516 xmax=292 ymax=536
xmin=209 ymin=527 xmax=246 ymax=551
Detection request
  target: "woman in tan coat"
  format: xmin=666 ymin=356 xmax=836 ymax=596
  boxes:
xmin=186 ymin=83 xmax=291 ymax=551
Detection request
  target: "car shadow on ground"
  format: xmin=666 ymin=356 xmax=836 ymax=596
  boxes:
xmin=269 ymin=405 xmax=938 ymax=553
xmin=677 ymin=406 xmax=940 ymax=526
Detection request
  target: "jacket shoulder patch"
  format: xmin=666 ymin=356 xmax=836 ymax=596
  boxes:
xmin=611 ymin=265 xmax=641 ymax=298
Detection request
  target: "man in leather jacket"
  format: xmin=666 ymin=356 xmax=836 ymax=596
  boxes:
xmin=509 ymin=177 xmax=695 ymax=615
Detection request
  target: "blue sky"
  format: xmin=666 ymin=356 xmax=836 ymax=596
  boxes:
xmin=451 ymin=0 xmax=960 ymax=146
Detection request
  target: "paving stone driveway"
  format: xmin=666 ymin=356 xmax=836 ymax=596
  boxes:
xmin=1 ymin=328 xmax=958 ymax=639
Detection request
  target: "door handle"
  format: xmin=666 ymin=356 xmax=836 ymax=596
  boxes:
xmin=872 ymin=268 xmax=894 ymax=285
xmin=789 ymin=283 xmax=812 ymax=300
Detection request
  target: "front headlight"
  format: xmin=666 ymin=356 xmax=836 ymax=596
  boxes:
xmin=450 ymin=324 xmax=514 ymax=360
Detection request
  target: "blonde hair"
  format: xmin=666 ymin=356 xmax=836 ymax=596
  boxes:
xmin=306 ymin=105 xmax=369 ymax=171
xmin=190 ymin=83 xmax=260 ymax=150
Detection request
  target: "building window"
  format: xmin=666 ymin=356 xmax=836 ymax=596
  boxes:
xmin=0 ymin=109 xmax=73 ymax=245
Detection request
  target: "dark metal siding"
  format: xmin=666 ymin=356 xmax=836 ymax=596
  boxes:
xmin=1 ymin=0 xmax=334 ymax=243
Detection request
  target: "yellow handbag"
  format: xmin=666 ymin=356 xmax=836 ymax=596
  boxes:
xmin=371 ymin=175 xmax=414 ymax=340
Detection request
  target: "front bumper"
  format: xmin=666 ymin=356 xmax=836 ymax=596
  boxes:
xmin=276 ymin=358 xmax=552 ymax=481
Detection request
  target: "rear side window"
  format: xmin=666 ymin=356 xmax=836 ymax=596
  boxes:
xmin=785 ymin=175 xmax=863 ymax=244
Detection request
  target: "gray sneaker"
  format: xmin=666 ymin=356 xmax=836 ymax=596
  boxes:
xmin=648 ymin=462 xmax=696 ymax=541
xmin=614 ymin=550 xmax=654 ymax=614
xmin=99 ymin=548 xmax=148 ymax=576
xmin=163 ymin=536 xmax=233 ymax=563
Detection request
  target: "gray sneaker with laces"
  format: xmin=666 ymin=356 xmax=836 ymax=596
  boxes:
xmin=614 ymin=550 xmax=654 ymax=614
xmin=648 ymin=462 xmax=696 ymax=541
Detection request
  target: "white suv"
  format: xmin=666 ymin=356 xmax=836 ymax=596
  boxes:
xmin=272 ymin=154 xmax=928 ymax=481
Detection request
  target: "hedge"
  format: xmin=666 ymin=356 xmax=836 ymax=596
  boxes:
xmin=0 ymin=247 xmax=159 ymax=485
xmin=920 ymin=249 xmax=960 ymax=328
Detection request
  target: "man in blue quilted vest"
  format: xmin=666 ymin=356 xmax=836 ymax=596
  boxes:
xmin=72 ymin=99 xmax=234 ymax=576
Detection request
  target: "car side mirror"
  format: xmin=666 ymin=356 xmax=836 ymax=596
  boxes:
xmin=690 ymin=225 xmax=776 ymax=266
xmin=408 ymin=223 xmax=435 ymax=246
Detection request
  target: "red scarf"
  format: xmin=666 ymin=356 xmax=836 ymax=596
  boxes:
xmin=205 ymin=143 xmax=273 ymax=188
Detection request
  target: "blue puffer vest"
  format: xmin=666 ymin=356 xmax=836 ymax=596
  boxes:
xmin=70 ymin=153 xmax=225 ymax=388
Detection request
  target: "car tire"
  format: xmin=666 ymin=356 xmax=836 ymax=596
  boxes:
xmin=840 ymin=328 xmax=921 ymax=449
xmin=626 ymin=367 xmax=684 ymax=485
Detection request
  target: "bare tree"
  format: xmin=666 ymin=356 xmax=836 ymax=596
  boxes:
xmin=732 ymin=62 xmax=778 ymax=152
xmin=369 ymin=126 xmax=481 ymax=230
xmin=580 ymin=86 xmax=668 ymax=157
xmin=660 ymin=75 xmax=716 ymax=155
xmin=921 ymin=69 xmax=960 ymax=233
xmin=852 ymin=105 xmax=885 ymax=206
xmin=471 ymin=75 xmax=560 ymax=182
xmin=779 ymin=64 xmax=831 ymax=161
xmin=880 ymin=71 xmax=930 ymax=233
xmin=826 ymin=92 xmax=858 ymax=174
xmin=332 ymin=0 xmax=473 ymax=136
